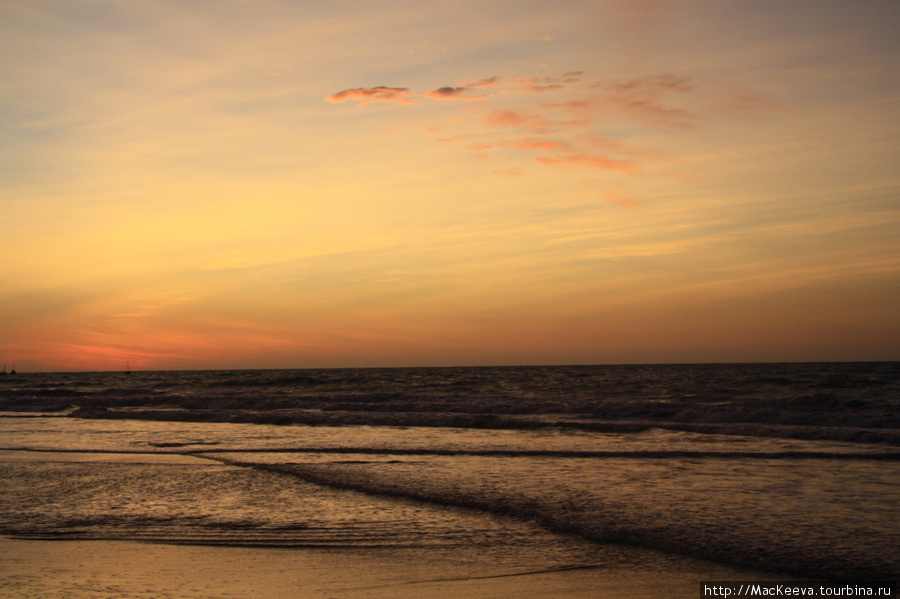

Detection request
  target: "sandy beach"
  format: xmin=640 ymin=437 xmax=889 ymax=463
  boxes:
xmin=0 ymin=536 xmax=813 ymax=599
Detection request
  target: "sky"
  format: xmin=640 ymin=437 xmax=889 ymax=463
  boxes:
xmin=1 ymin=0 xmax=899 ymax=371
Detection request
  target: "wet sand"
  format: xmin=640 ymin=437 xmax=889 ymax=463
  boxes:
xmin=0 ymin=536 xmax=809 ymax=599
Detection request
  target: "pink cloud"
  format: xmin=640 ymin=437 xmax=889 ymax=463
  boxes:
xmin=422 ymin=86 xmax=488 ymax=101
xmin=502 ymin=74 xmax=586 ymax=94
xmin=611 ymin=73 xmax=693 ymax=94
xmin=465 ymin=76 xmax=503 ymax=88
xmin=324 ymin=86 xmax=414 ymax=106
xmin=420 ymin=77 xmax=504 ymax=100
xmin=601 ymin=74 xmax=698 ymax=128
xmin=529 ymin=84 xmax=565 ymax=93
xmin=483 ymin=109 xmax=528 ymax=126
xmin=325 ymin=70 xmax=776 ymax=182
xmin=536 ymin=75 xmax=695 ymax=128
xmin=541 ymin=73 xmax=779 ymax=129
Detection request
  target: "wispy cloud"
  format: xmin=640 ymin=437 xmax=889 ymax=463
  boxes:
xmin=324 ymin=86 xmax=414 ymax=106
xmin=417 ymin=76 xmax=506 ymax=101
xmin=539 ymin=74 xmax=697 ymax=129
xmin=326 ymin=71 xmax=781 ymax=177
xmin=422 ymin=86 xmax=488 ymax=101
xmin=466 ymin=76 xmax=503 ymax=88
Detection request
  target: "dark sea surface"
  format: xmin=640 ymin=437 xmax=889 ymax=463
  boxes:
xmin=1 ymin=362 xmax=899 ymax=582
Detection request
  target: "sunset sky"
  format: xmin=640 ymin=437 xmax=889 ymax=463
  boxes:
xmin=2 ymin=1 xmax=899 ymax=371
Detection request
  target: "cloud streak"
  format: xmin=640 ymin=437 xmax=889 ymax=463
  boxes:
xmin=422 ymin=86 xmax=488 ymax=101
xmin=325 ymin=86 xmax=414 ymax=106
xmin=326 ymin=71 xmax=781 ymax=178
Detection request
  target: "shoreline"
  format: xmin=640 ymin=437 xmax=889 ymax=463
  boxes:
xmin=0 ymin=536 xmax=811 ymax=599
xmin=3 ymin=411 xmax=893 ymax=594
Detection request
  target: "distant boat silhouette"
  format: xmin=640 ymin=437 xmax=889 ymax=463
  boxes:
xmin=8 ymin=364 xmax=16 ymax=375
xmin=125 ymin=362 xmax=131 ymax=375
xmin=0 ymin=364 xmax=6 ymax=376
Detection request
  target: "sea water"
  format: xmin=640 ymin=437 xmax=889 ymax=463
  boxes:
xmin=1 ymin=363 xmax=898 ymax=582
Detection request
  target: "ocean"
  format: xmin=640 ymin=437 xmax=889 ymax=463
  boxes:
xmin=1 ymin=362 xmax=898 ymax=585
